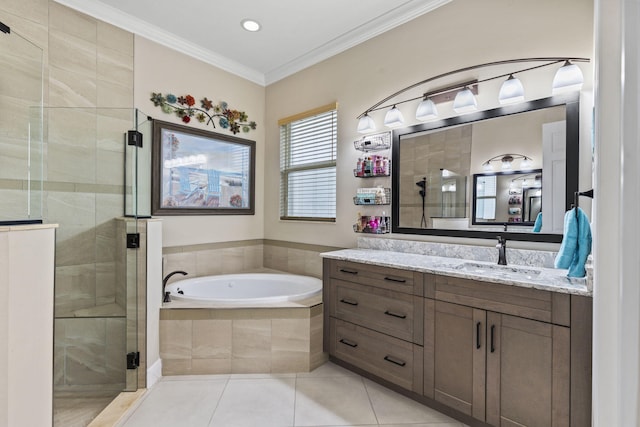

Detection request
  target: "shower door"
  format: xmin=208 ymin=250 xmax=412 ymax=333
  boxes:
xmin=49 ymin=107 xmax=149 ymax=425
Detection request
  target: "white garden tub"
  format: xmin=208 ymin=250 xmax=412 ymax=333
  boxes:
xmin=164 ymin=273 xmax=322 ymax=304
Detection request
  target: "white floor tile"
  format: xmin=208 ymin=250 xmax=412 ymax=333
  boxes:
xmin=294 ymin=376 xmax=378 ymax=426
xmin=364 ymin=379 xmax=459 ymax=425
xmin=121 ymin=379 xmax=227 ymax=427
xmin=119 ymin=361 xmax=468 ymax=427
xmin=208 ymin=378 xmax=296 ymax=427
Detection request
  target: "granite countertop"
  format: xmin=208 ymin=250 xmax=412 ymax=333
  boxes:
xmin=321 ymin=249 xmax=591 ymax=297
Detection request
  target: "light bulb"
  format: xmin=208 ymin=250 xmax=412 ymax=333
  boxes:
xmin=357 ymin=114 xmax=376 ymax=134
xmin=552 ymin=61 xmax=584 ymax=94
xmin=415 ymin=98 xmax=438 ymax=121
xmin=498 ymin=75 xmax=525 ymax=104
xmin=453 ymin=87 xmax=477 ymax=113
xmin=383 ymin=105 xmax=404 ymax=128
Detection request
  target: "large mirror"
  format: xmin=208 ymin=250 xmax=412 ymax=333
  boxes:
xmin=391 ymin=93 xmax=580 ymax=243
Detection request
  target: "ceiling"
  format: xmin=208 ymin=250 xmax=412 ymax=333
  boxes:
xmin=54 ymin=0 xmax=450 ymax=86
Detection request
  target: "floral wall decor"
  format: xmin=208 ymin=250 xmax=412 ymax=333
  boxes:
xmin=150 ymin=92 xmax=257 ymax=135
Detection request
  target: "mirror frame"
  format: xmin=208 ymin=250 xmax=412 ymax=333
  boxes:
xmin=391 ymin=92 xmax=580 ymax=243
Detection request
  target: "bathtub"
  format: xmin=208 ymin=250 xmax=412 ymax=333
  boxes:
xmin=160 ymin=272 xmax=327 ymax=375
xmin=164 ymin=273 xmax=322 ymax=304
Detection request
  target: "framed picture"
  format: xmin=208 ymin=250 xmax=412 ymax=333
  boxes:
xmin=151 ymin=119 xmax=255 ymax=215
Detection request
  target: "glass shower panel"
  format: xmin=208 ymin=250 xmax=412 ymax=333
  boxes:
xmin=0 ymin=27 xmax=43 ymax=223
xmin=50 ymin=107 xmax=139 ymax=424
xmin=125 ymin=110 xmax=152 ymax=217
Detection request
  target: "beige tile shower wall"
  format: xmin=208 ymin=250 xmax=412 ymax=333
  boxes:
xmin=0 ymin=0 xmax=48 ymax=221
xmin=54 ymin=317 xmax=126 ymax=392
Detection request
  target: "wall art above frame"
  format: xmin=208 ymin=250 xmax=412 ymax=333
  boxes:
xmin=151 ymin=119 xmax=255 ymax=215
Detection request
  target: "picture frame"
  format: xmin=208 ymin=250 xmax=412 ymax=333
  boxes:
xmin=151 ymin=119 xmax=255 ymax=215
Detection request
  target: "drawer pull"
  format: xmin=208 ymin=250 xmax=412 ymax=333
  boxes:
xmin=490 ymin=325 xmax=496 ymax=353
xmin=383 ymin=355 xmax=406 ymax=367
xmin=384 ymin=310 xmax=407 ymax=319
xmin=339 ymin=338 xmax=358 ymax=348
xmin=476 ymin=321 xmax=481 ymax=349
xmin=339 ymin=268 xmax=358 ymax=275
xmin=384 ymin=276 xmax=407 ymax=283
xmin=340 ymin=298 xmax=359 ymax=306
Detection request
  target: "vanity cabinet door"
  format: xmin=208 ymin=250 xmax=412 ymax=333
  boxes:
xmin=486 ymin=313 xmax=570 ymax=427
xmin=432 ymin=300 xmax=487 ymax=421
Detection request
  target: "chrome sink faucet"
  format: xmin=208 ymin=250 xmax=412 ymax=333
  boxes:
xmin=496 ymin=236 xmax=507 ymax=265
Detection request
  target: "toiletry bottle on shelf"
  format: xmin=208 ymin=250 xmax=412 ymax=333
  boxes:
xmin=356 ymin=158 xmax=363 ymax=177
xmin=383 ymin=157 xmax=389 ymax=175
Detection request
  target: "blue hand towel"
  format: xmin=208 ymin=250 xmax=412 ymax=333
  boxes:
xmin=554 ymin=207 xmax=592 ymax=277
xmin=532 ymin=212 xmax=543 ymax=232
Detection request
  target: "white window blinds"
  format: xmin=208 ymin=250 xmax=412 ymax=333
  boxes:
xmin=279 ymin=103 xmax=337 ymax=221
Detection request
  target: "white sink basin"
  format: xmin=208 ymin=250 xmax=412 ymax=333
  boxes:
xmin=453 ymin=262 xmax=542 ymax=278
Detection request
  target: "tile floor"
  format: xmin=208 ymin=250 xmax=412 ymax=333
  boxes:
xmin=117 ymin=362 xmax=468 ymax=427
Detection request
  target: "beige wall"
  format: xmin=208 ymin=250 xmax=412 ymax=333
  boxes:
xmin=134 ymin=36 xmax=266 ymax=248
xmin=264 ymin=0 xmax=594 ymax=249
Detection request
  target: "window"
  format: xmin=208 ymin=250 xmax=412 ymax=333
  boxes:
xmin=475 ymin=175 xmax=497 ymax=220
xmin=279 ymin=103 xmax=337 ymax=221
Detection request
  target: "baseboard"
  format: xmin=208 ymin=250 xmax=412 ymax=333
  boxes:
xmin=147 ymin=359 xmax=162 ymax=388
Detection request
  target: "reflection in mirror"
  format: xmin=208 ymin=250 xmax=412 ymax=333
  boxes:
xmin=391 ymin=93 xmax=580 ymax=243
xmin=472 ymin=169 xmax=542 ymax=227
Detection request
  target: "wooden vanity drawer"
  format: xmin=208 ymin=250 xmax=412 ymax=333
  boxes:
xmin=329 ymin=318 xmax=423 ymax=393
xmin=329 ymin=259 xmax=422 ymax=296
xmin=329 ymin=279 xmax=423 ymax=344
xmin=434 ymin=275 xmax=571 ymax=326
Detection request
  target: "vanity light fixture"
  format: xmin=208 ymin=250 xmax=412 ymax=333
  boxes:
xmin=498 ymin=74 xmax=525 ymax=104
xmin=552 ymin=60 xmax=584 ymax=94
xmin=357 ymin=113 xmax=376 ymax=134
xmin=415 ymin=97 xmax=438 ymax=121
xmin=501 ymin=155 xmax=514 ymax=170
xmin=355 ymin=57 xmax=589 ymax=134
xmin=453 ymin=87 xmax=478 ymax=113
xmin=241 ymin=19 xmax=261 ymax=32
xmin=482 ymin=153 xmax=533 ymax=171
xmin=383 ymin=105 xmax=405 ymax=128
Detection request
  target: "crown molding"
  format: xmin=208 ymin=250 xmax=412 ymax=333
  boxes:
xmin=53 ymin=0 xmax=450 ymax=87
xmin=264 ymin=0 xmax=452 ymax=85
xmin=52 ymin=0 xmax=266 ymax=85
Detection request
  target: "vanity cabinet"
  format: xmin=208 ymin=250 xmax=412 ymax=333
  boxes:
xmin=427 ymin=274 xmax=574 ymax=427
xmin=323 ymin=258 xmax=592 ymax=427
xmin=324 ymin=259 xmax=424 ymax=393
xmin=431 ymin=300 xmax=569 ymax=426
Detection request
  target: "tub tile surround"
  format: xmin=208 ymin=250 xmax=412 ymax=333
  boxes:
xmin=161 ymin=239 xmax=337 ymax=289
xmin=159 ymin=305 xmax=326 ymax=376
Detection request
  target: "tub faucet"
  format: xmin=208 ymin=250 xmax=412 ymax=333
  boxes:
xmin=163 ymin=270 xmax=188 ymax=302
xmin=496 ymin=236 xmax=507 ymax=266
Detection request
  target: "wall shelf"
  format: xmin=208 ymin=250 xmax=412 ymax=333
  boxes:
xmin=354 ymin=215 xmax=390 ymax=234
xmin=353 ymin=132 xmax=391 ymax=152
xmin=353 ymin=188 xmax=391 ymax=205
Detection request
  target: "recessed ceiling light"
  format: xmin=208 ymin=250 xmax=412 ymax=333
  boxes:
xmin=241 ymin=19 xmax=261 ymax=32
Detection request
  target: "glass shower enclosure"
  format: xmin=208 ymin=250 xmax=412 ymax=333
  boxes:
xmin=1 ymin=22 xmax=150 ymax=426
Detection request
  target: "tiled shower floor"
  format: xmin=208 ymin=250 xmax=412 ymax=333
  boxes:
xmin=117 ymin=362 xmax=469 ymax=427
xmin=54 ymin=390 xmax=120 ymax=427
